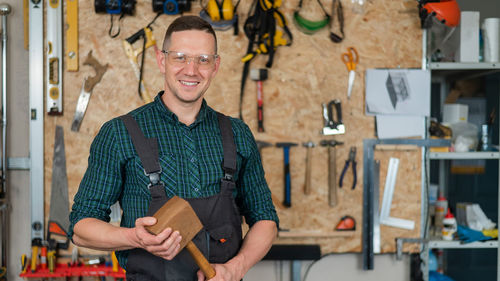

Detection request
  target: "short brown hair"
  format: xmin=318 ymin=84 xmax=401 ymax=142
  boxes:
xmin=162 ymin=15 xmax=217 ymax=53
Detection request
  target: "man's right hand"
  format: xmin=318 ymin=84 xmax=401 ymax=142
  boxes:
xmin=133 ymin=217 xmax=183 ymax=260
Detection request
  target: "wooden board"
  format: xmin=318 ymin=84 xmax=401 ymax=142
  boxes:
xmin=44 ymin=0 xmax=423 ymax=255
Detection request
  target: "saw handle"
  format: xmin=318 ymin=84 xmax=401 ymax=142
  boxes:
xmin=185 ymin=241 xmax=216 ymax=279
xmin=83 ymin=51 xmax=108 ymax=93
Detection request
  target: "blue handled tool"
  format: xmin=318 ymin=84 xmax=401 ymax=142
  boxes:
xmin=339 ymin=146 xmax=357 ymax=189
xmin=276 ymin=142 xmax=298 ymax=207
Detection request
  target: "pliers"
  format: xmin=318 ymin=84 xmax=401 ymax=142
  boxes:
xmin=339 ymin=147 xmax=357 ymax=189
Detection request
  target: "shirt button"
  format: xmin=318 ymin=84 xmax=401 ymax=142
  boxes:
xmin=194 ymin=188 xmax=199 ymax=191
xmin=190 ymin=157 xmax=196 ymax=163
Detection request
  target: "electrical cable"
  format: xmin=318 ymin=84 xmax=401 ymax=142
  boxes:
xmin=302 ymin=253 xmax=336 ymax=281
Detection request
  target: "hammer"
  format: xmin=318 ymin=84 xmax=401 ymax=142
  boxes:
xmin=276 ymin=142 xmax=298 ymax=207
xmin=146 ymin=196 xmax=216 ymax=279
xmin=250 ymin=68 xmax=268 ymax=132
xmin=320 ymin=140 xmax=343 ymax=207
xmin=256 ymin=140 xmax=272 ymax=159
xmin=302 ymin=141 xmax=315 ymax=195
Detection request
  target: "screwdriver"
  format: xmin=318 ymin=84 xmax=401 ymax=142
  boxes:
xmin=30 ymin=238 xmax=42 ymax=273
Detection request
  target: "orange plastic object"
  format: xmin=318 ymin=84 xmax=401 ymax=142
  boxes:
xmin=423 ymin=0 xmax=460 ymax=27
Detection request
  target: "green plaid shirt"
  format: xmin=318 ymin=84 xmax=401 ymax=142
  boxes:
xmin=69 ymin=92 xmax=278 ymax=267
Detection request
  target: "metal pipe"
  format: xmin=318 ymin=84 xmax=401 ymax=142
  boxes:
xmin=0 ymin=3 xmax=10 ymax=198
xmin=0 ymin=2 xmax=10 ymax=275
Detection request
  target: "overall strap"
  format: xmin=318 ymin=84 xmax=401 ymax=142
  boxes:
xmin=216 ymin=113 xmax=237 ymax=182
xmin=119 ymin=114 xmax=163 ymax=188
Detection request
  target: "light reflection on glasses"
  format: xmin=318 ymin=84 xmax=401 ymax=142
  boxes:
xmin=162 ymin=50 xmax=218 ymax=69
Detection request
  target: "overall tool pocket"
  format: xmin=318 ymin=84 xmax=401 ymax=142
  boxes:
xmin=207 ymin=224 xmax=241 ymax=263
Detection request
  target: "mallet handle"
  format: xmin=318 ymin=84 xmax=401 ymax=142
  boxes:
xmin=186 ymin=241 xmax=216 ymax=279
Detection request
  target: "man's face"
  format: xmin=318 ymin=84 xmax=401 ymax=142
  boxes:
xmin=157 ymin=30 xmax=220 ymax=105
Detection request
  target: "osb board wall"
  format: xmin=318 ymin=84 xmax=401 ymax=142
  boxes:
xmin=43 ymin=0 xmax=423 ymax=255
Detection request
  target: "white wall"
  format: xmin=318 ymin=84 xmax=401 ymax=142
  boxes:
xmin=4 ymin=0 xmax=412 ymax=280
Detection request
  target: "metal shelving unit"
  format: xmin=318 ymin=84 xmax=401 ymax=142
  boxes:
xmin=429 ymin=152 xmax=500 ymax=159
xmin=421 ymin=61 xmax=500 ymax=281
xmin=428 ymin=240 xmax=498 ymax=249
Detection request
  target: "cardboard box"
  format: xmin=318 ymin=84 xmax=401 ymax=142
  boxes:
xmin=443 ymin=104 xmax=468 ymax=124
xmin=456 ymin=11 xmax=480 ymax=62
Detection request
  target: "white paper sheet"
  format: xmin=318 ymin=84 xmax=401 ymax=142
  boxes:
xmin=366 ymin=69 xmax=431 ymax=116
xmin=376 ymin=115 xmax=426 ymax=139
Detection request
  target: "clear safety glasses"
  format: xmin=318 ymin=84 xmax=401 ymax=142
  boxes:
xmin=162 ymin=50 xmax=218 ymax=69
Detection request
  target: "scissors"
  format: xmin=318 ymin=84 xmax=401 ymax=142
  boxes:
xmin=341 ymin=47 xmax=359 ymax=99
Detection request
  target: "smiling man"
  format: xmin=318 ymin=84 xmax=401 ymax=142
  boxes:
xmin=69 ymin=16 xmax=278 ymax=281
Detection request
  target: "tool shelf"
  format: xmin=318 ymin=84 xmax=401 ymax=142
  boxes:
xmin=428 ymin=239 xmax=498 ymax=249
xmin=429 ymin=62 xmax=500 ymax=70
xmin=428 ymin=151 xmax=500 ymax=160
xmin=19 ymin=263 xmax=125 ymax=279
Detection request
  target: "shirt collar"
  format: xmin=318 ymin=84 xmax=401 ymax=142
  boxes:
xmin=154 ymin=91 xmax=208 ymax=127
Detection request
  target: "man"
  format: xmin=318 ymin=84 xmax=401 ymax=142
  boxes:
xmin=69 ymin=15 xmax=278 ymax=281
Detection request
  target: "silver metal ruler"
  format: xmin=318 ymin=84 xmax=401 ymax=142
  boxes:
xmin=29 ymin=0 xmax=44 ymax=241
xmin=46 ymin=0 xmax=63 ymax=114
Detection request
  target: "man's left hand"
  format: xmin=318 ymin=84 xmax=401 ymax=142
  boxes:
xmin=196 ymin=262 xmax=242 ymax=281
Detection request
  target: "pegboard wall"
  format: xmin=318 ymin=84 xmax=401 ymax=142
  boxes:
xmin=43 ymin=0 xmax=423 ymax=255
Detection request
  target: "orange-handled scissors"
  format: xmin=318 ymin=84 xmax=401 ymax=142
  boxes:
xmin=341 ymin=47 xmax=359 ymax=99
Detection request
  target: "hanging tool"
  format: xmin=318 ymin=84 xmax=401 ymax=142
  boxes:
xmin=200 ymin=0 xmax=239 ymax=33
xmin=302 ymin=141 xmax=315 ymax=195
xmin=94 ymin=0 xmax=136 ymax=38
xmin=71 ymin=51 xmax=108 ymax=132
xmin=293 ymin=0 xmax=330 ymax=35
xmin=66 ymin=0 xmax=78 ymax=71
xmin=329 ymin=0 xmax=344 ymax=42
xmin=322 ymin=99 xmax=345 ymax=135
xmin=123 ymin=25 xmax=158 ymax=103
xmin=341 ymin=46 xmax=359 ymax=100
xmin=153 ymin=0 xmax=191 ymax=14
xmin=48 ymin=126 xmax=70 ymax=250
xmin=276 ymin=142 xmax=298 ymax=207
xmin=239 ymin=0 xmax=293 ymax=119
xmin=46 ymin=0 xmax=63 ymax=114
xmin=256 ymin=140 xmax=272 ymax=159
xmin=29 ymin=0 xmax=45 ymax=243
xmin=339 ymin=146 xmax=357 ymax=190
xmin=335 ymin=215 xmax=356 ymax=231
xmin=250 ymin=68 xmax=268 ymax=132
xmin=320 ymin=140 xmax=343 ymax=207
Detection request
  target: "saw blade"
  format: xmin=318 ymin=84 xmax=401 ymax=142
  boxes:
xmin=48 ymin=125 xmax=70 ymax=233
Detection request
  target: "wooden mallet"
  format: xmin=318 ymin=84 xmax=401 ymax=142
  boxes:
xmin=145 ymin=196 xmax=216 ymax=279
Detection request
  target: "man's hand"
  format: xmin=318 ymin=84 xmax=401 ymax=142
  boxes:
xmin=196 ymin=263 xmax=242 ymax=281
xmin=133 ymin=216 xmax=182 ymax=260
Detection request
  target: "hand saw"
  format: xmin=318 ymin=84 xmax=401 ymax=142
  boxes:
xmin=123 ymin=27 xmax=157 ymax=103
xmin=71 ymin=51 xmax=108 ymax=132
xmin=48 ymin=125 xmax=70 ymax=249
